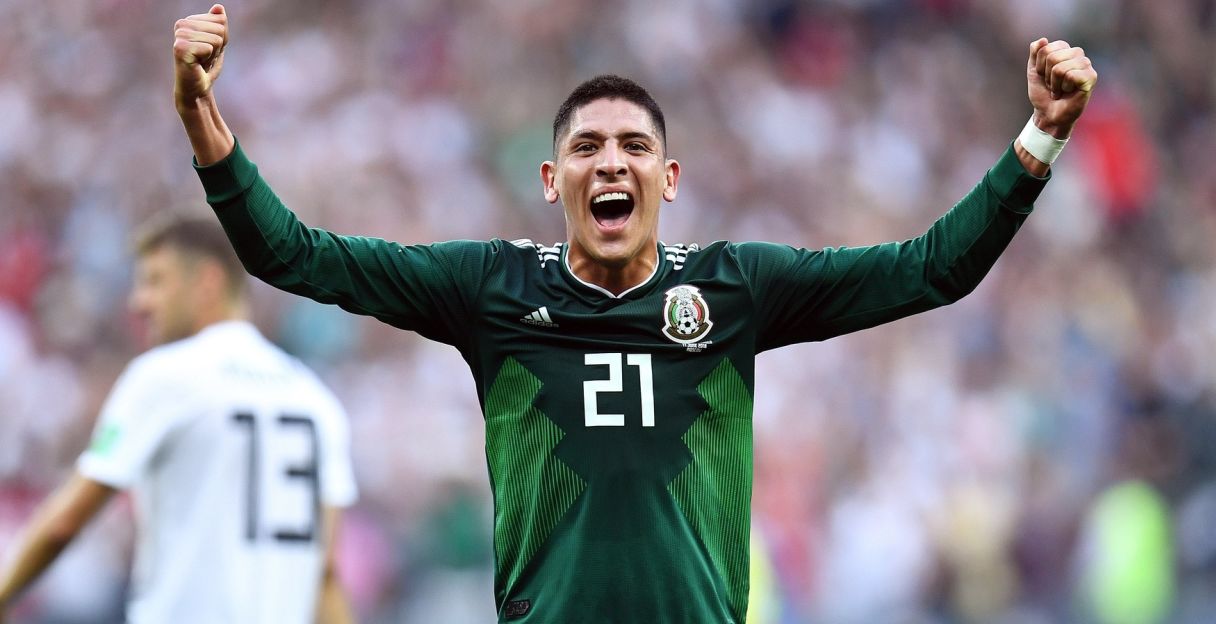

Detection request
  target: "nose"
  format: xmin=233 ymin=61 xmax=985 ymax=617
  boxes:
xmin=595 ymin=143 xmax=628 ymax=178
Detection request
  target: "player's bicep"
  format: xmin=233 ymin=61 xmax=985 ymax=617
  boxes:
xmin=737 ymin=241 xmax=939 ymax=350
xmin=261 ymin=228 xmax=493 ymax=348
xmin=213 ymin=166 xmax=495 ymax=347
xmin=376 ymin=239 xmax=497 ymax=344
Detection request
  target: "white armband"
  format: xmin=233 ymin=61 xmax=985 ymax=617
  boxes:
xmin=1018 ymin=116 xmax=1069 ymax=165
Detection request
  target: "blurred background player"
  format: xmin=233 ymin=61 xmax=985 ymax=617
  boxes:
xmin=0 ymin=215 xmax=358 ymax=623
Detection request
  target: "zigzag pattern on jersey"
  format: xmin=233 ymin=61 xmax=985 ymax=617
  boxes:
xmin=668 ymin=358 xmax=753 ymax=624
xmin=510 ymin=239 xmax=562 ymax=268
xmin=484 ymin=357 xmax=585 ymax=603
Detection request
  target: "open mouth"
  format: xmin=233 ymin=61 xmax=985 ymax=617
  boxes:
xmin=590 ymin=191 xmax=634 ymax=229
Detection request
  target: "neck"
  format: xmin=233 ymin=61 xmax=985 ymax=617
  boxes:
xmin=194 ymin=299 xmax=249 ymax=334
xmin=566 ymin=243 xmax=658 ymax=297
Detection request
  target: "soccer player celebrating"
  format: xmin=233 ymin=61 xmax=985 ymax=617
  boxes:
xmin=172 ymin=5 xmax=1096 ymax=622
xmin=0 ymin=216 xmax=358 ymax=624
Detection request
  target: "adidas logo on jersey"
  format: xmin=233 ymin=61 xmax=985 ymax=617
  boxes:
xmin=520 ymin=306 xmax=559 ymax=328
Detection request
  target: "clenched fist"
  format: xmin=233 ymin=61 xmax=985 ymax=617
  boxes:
xmin=173 ymin=4 xmax=228 ymax=110
xmin=1027 ymin=38 xmax=1098 ymax=139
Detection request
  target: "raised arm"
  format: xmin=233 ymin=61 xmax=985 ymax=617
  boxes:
xmin=171 ymin=5 xmax=494 ymax=348
xmin=742 ymin=39 xmax=1097 ymax=350
xmin=174 ymin=3 xmax=235 ymax=166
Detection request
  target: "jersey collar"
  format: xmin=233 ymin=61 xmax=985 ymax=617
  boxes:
xmin=560 ymin=242 xmax=665 ymax=300
xmin=196 ymin=319 xmax=261 ymax=340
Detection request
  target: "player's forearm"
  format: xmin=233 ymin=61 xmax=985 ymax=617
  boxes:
xmin=1013 ymin=139 xmax=1050 ymax=178
xmin=178 ymin=91 xmax=235 ymax=166
xmin=1013 ymin=113 xmax=1080 ymax=178
xmin=315 ymin=573 xmax=356 ymax=624
xmin=0 ymin=475 xmax=113 ymax=607
xmin=315 ymin=507 xmax=354 ymax=624
xmin=0 ymin=531 xmax=72 ymax=606
xmin=807 ymin=144 xmax=1046 ymax=338
xmin=915 ymin=144 xmax=1046 ymax=296
xmin=0 ymin=499 xmax=84 ymax=606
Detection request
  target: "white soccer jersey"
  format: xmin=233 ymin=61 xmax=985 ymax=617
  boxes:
xmin=77 ymin=321 xmax=357 ymax=624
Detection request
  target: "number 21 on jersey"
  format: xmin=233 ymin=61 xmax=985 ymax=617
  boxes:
xmin=583 ymin=353 xmax=655 ymax=427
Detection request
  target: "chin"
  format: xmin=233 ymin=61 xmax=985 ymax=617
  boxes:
xmin=587 ymin=244 xmax=637 ymax=267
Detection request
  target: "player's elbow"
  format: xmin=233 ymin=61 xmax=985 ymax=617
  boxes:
xmin=925 ymin=257 xmax=996 ymax=305
xmin=929 ymin=276 xmax=980 ymax=305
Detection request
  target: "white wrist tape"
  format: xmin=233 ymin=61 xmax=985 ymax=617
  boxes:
xmin=1018 ymin=116 xmax=1069 ymax=165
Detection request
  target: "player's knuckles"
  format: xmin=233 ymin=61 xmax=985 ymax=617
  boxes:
xmin=173 ymin=39 xmax=213 ymax=62
xmin=1038 ymin=46 xmax=1062 ymax=71
xmin=177 ymin=20 xmax=224 ymax=36
xmin=188 ymin=31 xmax=223 ymax=46
xmin=1046 ymin=49 xmax=1076 ymax=66
xmin=1061 ymin=57 xmax=1090 ymax=74
xmin=1062 ymin=68 xmax=1087 ymax=84
xmin=179 ymin=14 xmax=225 ymax=34
xmin=190 ymin=12 xmax=227 ymax=27
xmin=192 ymin=19 xmax=228 ymax=34
xmin=1041 ymin=41 xmax=1066 ymax=60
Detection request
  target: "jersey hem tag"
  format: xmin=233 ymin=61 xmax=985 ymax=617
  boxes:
xmin=504 ymin=599 xmax=532 ymax=619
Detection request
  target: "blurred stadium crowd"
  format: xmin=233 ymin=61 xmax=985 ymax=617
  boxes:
xmin=2 ymin=0 xmax=1215 ymax=622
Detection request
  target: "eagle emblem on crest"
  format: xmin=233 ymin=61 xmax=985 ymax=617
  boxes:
xmin=662 ymin=285 xmax=713 ymax=344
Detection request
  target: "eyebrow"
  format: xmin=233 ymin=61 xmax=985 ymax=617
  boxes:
xmin=567 ymin=129 xmax=656 ymax=145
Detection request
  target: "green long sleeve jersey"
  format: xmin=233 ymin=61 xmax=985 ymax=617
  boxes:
xmin=196 ymin=142 xmax=1046 ymax=623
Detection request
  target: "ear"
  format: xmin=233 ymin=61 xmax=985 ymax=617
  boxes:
xmin=663 ymin=159 xmax=681 ymax=202
xmin=540 ymin=160 xmax=560 ymax=204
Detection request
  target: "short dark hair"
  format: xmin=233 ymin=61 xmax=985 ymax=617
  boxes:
xmin=552 ymin=74 xmax=667 ymax=153
xmin=132 ymin=213 xmax=247 ymax=296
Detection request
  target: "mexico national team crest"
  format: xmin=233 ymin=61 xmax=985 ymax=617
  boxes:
xmin=662 ymin=285 xmax=713 ymax=345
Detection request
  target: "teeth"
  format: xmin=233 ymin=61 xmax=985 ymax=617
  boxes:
xmin=592 ymin=192 xmax=630 ymax=204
